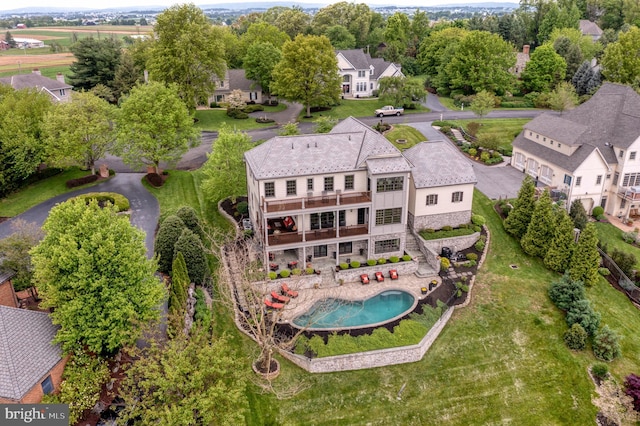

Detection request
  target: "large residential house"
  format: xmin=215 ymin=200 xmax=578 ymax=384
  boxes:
xmin=211 ymin=69 xmax=262 ymax=105
xmin=511 ymin=83 xmax=640 ymax=218
xmin=244 ymin=117 xmax=476 ymax=266
xmin=336 ymin=49 xmax=404 ymax=98
xmin=579 ymin=20 xmax=603 ymax=41
xmin=0 ymin=69 xmax=72 ymax=102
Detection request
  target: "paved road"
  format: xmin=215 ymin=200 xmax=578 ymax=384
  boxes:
xmin=0 ymin=173 xmax=159 ymax=257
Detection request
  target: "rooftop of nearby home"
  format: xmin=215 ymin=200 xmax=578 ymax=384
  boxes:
xmin=404 ymin=141 xmax=478 ymax=188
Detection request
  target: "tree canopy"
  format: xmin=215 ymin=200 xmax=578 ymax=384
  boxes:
xmin=378 ymin=76 xmax=426 ymax=107
xmin=0 ymin=219 xmax=43 ymax=291
xmin=243 ymin=41 xmax=282 ymax=98
xmin=470 ymin=90 xmax=496 ymax=118
xmin=601 ymin=26 xmax=640 ymax=86
xmin=30 ymin=199 xmax=165 ymax=355
xmin=68 ymin=37 xmax=122 ymax=92
xmin=521 ymin=44 xmax=567 ymax=93
xmin=115 ymin=82 xmax=200 ymax=173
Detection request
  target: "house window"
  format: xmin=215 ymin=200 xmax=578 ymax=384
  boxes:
xmin=613 ymin=172 xmax=619 ymax=185
xmin=343 ymin=75 xmax=350 ymax=82
xmin=620 ymin=150 xmax=624 ymax=158
xmin=623 ymin=173 xmax=640 ymax=187
xmin=307 ymin=178 xmax=313 ymax=191
xmin=375 ymin=238 xmax=400 ymax=254
xmin=358 ymin=70 xmax=366 ymax=77
xmin=596 ymin=175 xmax=602 ymax=185
xmin=376 ymin=177 xmax=404 ymax=192
xmin=339 ymin=242 xmax=352 ymax=254
xmin=536 ymin=134 xmax=539 ymax=139
xmin=375 ymin=208 xmax=402 ymax=225
xmin=558 ymin=143 xmax=561 ymax=148
xmin=264 ymin=182 xmax=275 ymax=197
xmin=339 ymin=210 xmax=346 ymax=226
xmin=286 ymin=180 xmax=296 ymax=196
xmin=60 ymin=89 xmax=65 ymax=96
xmin=451 ymin=191 xmax=464 ymax=203
xmin=250 ymin=92 xmax=257 ymax=101
xmin=543 ymin=137 xmax=546 ymax=142
xmin=606 ymin=174 xmax=611 ymax=180
xmin=631 ymin=152 xmax=637 ymax=160
xmin=564 ymin=174 xmax=572 ymax=186
xmin=529 ymin=131 xmax=532 ymax=136
xmin=549 ymin=139 xmax=553 ymax=145
xmin=41 ymin=375 xmax=54 ymax=395
xmin=426 ymin=194 xmax=438 ymax=205
xmin=324 ymin=177 xmax=334 ymax=191
xmin=311 ymin=212 xmax=334 ymax=229
xmin=356 ymin=82 xmax=367 ymax=91
xmin=575 ymin=176 xmax=582 ymax=186
xmin=345 ymin=175 xmax=354 ymax=190
xmin=370 ymin=82 xmax=373 ymax=90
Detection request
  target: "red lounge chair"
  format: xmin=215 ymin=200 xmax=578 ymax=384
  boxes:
xmin=389 ymin=269 xmax=398 ymax=280
xmin=264 ymin=298 xmax=284 ymax=309
xmin=360 ymin=274 xmax=370 ymax=285
xmin=281 ymin=283 xmax=298 ymax=298
xmin=375 ymin=271 xmax=384 ymax=282
xmin=271 ymin=291 xmax=290 ymax=304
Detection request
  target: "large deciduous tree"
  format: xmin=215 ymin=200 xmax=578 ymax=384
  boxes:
xmin=201 ymin=125 xmax=253 ymax=203
xmin=378 ymin=76 xmax=427 ymax=107
xmin=521 ymin=44 xmax=567 ymax=93
xmin=147 ymin=4 xmax=226 ymax=110
xmin=504 ymin=175 xmax=536 ymax=239
xmin=417 ymin=27 xmax=468 ymax=92
xmin=68 ymin=37 xmax=122 ymax=91
xmin=470 ymin=90 xmax=496 ymax=118
xmin=601 ymin=26 xmax=640 ymax=86
xmin=115 ymin=82 xmax=200 ymax=173
xmin=243 ymin=42 xmax=282 ymax=100
xmin=0 ymin=219 xmax=43 ymax=292
xmin=271 ymin=34 xmax=341 ymax=118
xmin=30 ymin=199 xmax=165 ymax=355
xmin=311 ymin=1 xmax=373 ymax=47
xmin=43 ymin=92 xmax=117 ymax=175
xmin=238 ymin=22 xmax=290 ymax=59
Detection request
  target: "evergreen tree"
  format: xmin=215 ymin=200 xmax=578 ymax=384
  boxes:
xmin=504 ymin=175 xmax=536 ymax=239
xmin=569 ymin=223 xmax=600 ymax=286
xmin=5 ymin=31 xmax=16 ymax=48
xmin=548 ymin=273 xmax=586 ymax=311
xmin=572 ymin=60 xmax=601 ymax=96
xmin=154 ymin=215 xmax=186 ymax=273
xmin=174 ymin=229 xmax=208 ymax=285
xmin=566 ymin=299 xmax=600 ymax=336
xmin=544 ymin=210 xmax=576 ymax=272
xmin=176 ymin=206 xmax=202 ymax=240
xmin=168 ymin=252 xmax=190 ymax=338
xmin=569 ymin=199 xmax=588 ymax=230
xmin=521 ymin=189 xmax=554 ymax=258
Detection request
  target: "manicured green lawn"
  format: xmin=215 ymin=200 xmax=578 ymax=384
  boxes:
xmin=594 ymin=221 xmax=640 ymax=269
xmin=439 ymin=118 xmax=531 ymax=149
xmin=0 ymin=167 xmax=95 ymax=217
xmin=385 ymin=124 xmax=427 ymax=150
xmin=299 ymin=99 xmax=430 ymax=121
xmin=194 ymin=108 xmax=280 ymax=132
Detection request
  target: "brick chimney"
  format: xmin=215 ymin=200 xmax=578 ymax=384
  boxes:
xmin=522 ymin=45 xmax=530 ymax=55
xmin=56 ymin=73 xmax=65 ymax=83
xmin=32 ymin=68 xmax=41 ymax=75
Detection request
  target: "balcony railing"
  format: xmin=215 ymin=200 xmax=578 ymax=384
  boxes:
xmin=267 ymin=224 xmax=369 ymax=246
xmin=265 ymin=191 xmax=371 ymax=213
xmin=618 ymin=186 xmax=640 ymax=201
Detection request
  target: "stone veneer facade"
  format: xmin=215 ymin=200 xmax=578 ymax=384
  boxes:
xmin=408 ymin=210 xmax=472 ymax=232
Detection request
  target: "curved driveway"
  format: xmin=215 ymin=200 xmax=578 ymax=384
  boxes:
xmin=0 ymin=173 xmax=159 ymax=257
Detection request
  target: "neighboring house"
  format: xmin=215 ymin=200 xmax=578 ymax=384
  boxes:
xmin=211 ymin=69 xmax=262 ymax=105
xmin=512 ymin=45 xmax=530 ymax=77
xmin=336 ymin=49 xmax=404 ymax=98
xmin=244 ymin=117 xmax=476 ymax=266
xmin=0 ymin=69 xmax=72 ymax=102
xmin=0 ymin=270 xmax=18 ymax=308
xmin=0 ymin=305 xmax=66 ymax=404
xmin=579 ymin=20 xmax=603 ymax=41
xmin=511 ymin=83 xmax=640 ymax=218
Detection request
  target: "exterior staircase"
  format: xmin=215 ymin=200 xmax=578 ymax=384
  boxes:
xmin=405 ymin=229 xmax=437 ymax=278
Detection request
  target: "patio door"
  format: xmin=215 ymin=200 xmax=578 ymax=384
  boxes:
xmin=357 ymin=208 xmax=366 ymax=225
xmin=314 ymin=245 xmax=327 ymax=258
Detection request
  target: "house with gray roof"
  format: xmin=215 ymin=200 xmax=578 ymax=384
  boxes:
xmin=211 ymin=69 xmax=262 ymax=105
xmin=511 ymin=83 xmax=640 ymax=218
xmin=0 ymin=305 xmax=66 ymax=404
xmin=336 ymin=49 xmax=404 ymax=98
xmin=245 ymin=117 xmax=476 ymax=267
xmin=0 ymin=69 xmax=72 ymax=102
xmin=579 ymin=20 xmax=603 ymax=41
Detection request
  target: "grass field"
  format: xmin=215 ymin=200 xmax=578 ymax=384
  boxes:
xmin=439 ymin=118 xmax=531 ymax=149
xmin=595 ymin=221 xmax=640 ymax=270
xmin=385 ymin=124 xmax=427 ymax=150
xmin=299 ymin=99 xmax=430 ymax=121
xmin=194 ymin=108 xmax=282 ymax=132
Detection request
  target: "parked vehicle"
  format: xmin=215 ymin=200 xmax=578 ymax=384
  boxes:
xmin=375 ymin=105 xmax=404 ymax=117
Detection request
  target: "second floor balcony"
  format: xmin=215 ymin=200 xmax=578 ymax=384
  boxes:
xmin=264 ymin=191 xmax=371 ymax=213
xmin=267 ymin=224 xmax=369 ymax=246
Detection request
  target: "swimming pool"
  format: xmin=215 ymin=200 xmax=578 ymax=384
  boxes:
xmin=292 ymin=290 xmax=416 ymax=330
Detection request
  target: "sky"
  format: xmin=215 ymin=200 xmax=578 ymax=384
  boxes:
xmin=0 ymin=0 xmax=517 ymax=12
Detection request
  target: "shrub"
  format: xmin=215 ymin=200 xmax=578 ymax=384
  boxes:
xmin=350 ymin=261 xmax=360 ymax=268
xmin=305 ymin=267 xmax=314 ymax=275
xmin=598 ymin=267 xmax=611 ymax=276
xmin=466 ymin=121 xmax=480 ymax=136
xmin=174 ymin=229 xmax=208 ymax=285
xmin=340 ymin=262 xmax=349 ymax=270
xmin=390 ymin=256 xmax=399 ymax=263
xmin=193 ymin=288 xmax=212 ymax=330
xmin=468 ymin=148 xmax=477 ymax=157
xmin=480 ymin=151 xmax=490 ymax=162
xmin=593 ymin=325 xmax=621 ymax=361
xmin=378 ymin=258 xmax=387 ymax=265
xmin=548 ymin=274 xmax=586 ymax=311
xmin=256 ymin=117 xmax=275 ymax=123
xmin=425 ymin=228 xmax=435 ymax=233
xmin=625 ymin=374 xmax=640 ymax=411
xmin=279 ymin=269 xmax=290 ymax=278
xmin=268 ymin=271 xmax=277 ymax=280
xmin=291 ymin=268 xmax=302 ymax=276
xmin=294 ymin=335 xmax=308 ymax=355
xmin=466 ymin=253 xmax=478 ymax=261
xmin=402 ymin=254 xmax=411 ymax=261
xmin=367 ymin=259 xmax=377 ymax=266
xmin=66 ymin=174 xmax=99 ymax=188
xmin=154 ymin=216 xmax=186 ymax=273
xmin=236 ymin=201 xmax=249 ymax=215
xmin=563 ymin=323 xmax=587 ymax=350
xmin=566 ymin=299 xmax=600 ymax=336
xmin=472 ymin=225 xmax=481 ymax=232
xmin=226 ymin=108 xmax=248 ymax=119
xmin=440 ymin=257 xmax=450 ymax=271
xmin=441 ymin=225 xmax=453 ymax=231
xmin=74 ymin=192 xmax=130 ymax=212
xmin=471 ymin=214 xmax=486 ymax=226
xmin=622 ymin=231 xmax=638 ymax=244
xmin=146 ymin=173 xmax=164 ymax=187
xmin=502 ymin=204 xmax=512 ymax=216
xmin=475 ymin=240 xmax=486 ymax=252
xmin=591 ymin=206 xmax=604 ymax=217
xmin=243 ymin=104 xmax=264 ymax=113
xmin=209 ymin=101 xmax=218 ymax=108
xmin=467 ymin=260 xmax=477 ymax=267
xmin=592 ymin=364 xmax=609 ymax=380
xmin=176 ymin=206 xmax=202 ymax=238
xmin=611 ymin=248 xmax=637 ymax=277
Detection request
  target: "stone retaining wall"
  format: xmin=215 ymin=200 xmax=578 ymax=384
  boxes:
xmin=260 ymin=273 xmax=322 ymax=292
xmin=421 ymin=232 xmax=480 ymax=255
xmin=278 ymin=306 xmax=454 ymax=372
xmin=334 ymin=259 xmax=419 ymax=283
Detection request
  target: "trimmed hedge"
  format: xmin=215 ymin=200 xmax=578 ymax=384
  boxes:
xmin=73 ymin=192 xmax=130 ymax=212
xmin=66 ymin=174 xmax=99 ymax=188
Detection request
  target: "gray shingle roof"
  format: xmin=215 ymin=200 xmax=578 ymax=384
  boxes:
xmin=0 ymin=270 xmax=17 ymax=284
xmin=518 ymin=83 xmax=640 ymax=169
xmin=214 ymin=69 xmax=261 ymax=93
xmin=0 ymin=73 xmax=71 ymax=92
xmin=245 ymin=117 xmax=409 ymax=179
xmin=337 ymin=50 xmax=399 ymax=79
xmin=579 ymin=20 xmax=603 ymax=37
xmin=0 ymin=306 xmax=62 ymax=401
xmin=403 ymin=141 xmax=477 ymax=188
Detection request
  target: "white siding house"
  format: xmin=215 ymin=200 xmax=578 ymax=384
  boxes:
xmin=336 ymin=49 xmax=404 ymax=98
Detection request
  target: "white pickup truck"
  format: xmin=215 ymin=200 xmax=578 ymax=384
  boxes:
xmin=375 ymin=105 xmax=404 ymax=117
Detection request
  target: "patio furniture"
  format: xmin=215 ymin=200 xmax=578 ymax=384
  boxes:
xmin=264 ymin=299 xmax=284 ymax=310
xmin=288 ymin=260 xmax=298 ymax=270
xmin=269 ymin=263 xmax=278 ymax=271
xmin=281 ymin=283 xmax=298 ymax=298
xmin=389 ymin=269 xmax=398 ymax=280
xmin=271 ymin=291 xmax=290 ymax=304
xmin=360 ymin=274 xmax=370 ymax=285
xmin=375 ymin=271 xmax=384 ymax=282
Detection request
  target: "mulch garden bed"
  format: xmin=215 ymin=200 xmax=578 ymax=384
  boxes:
xmin=220 ymin=196 xmax=248 ymax=226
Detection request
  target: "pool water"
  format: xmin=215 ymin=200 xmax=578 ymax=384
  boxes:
xmin=293 ymin=290 xmax=415 ymax=329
